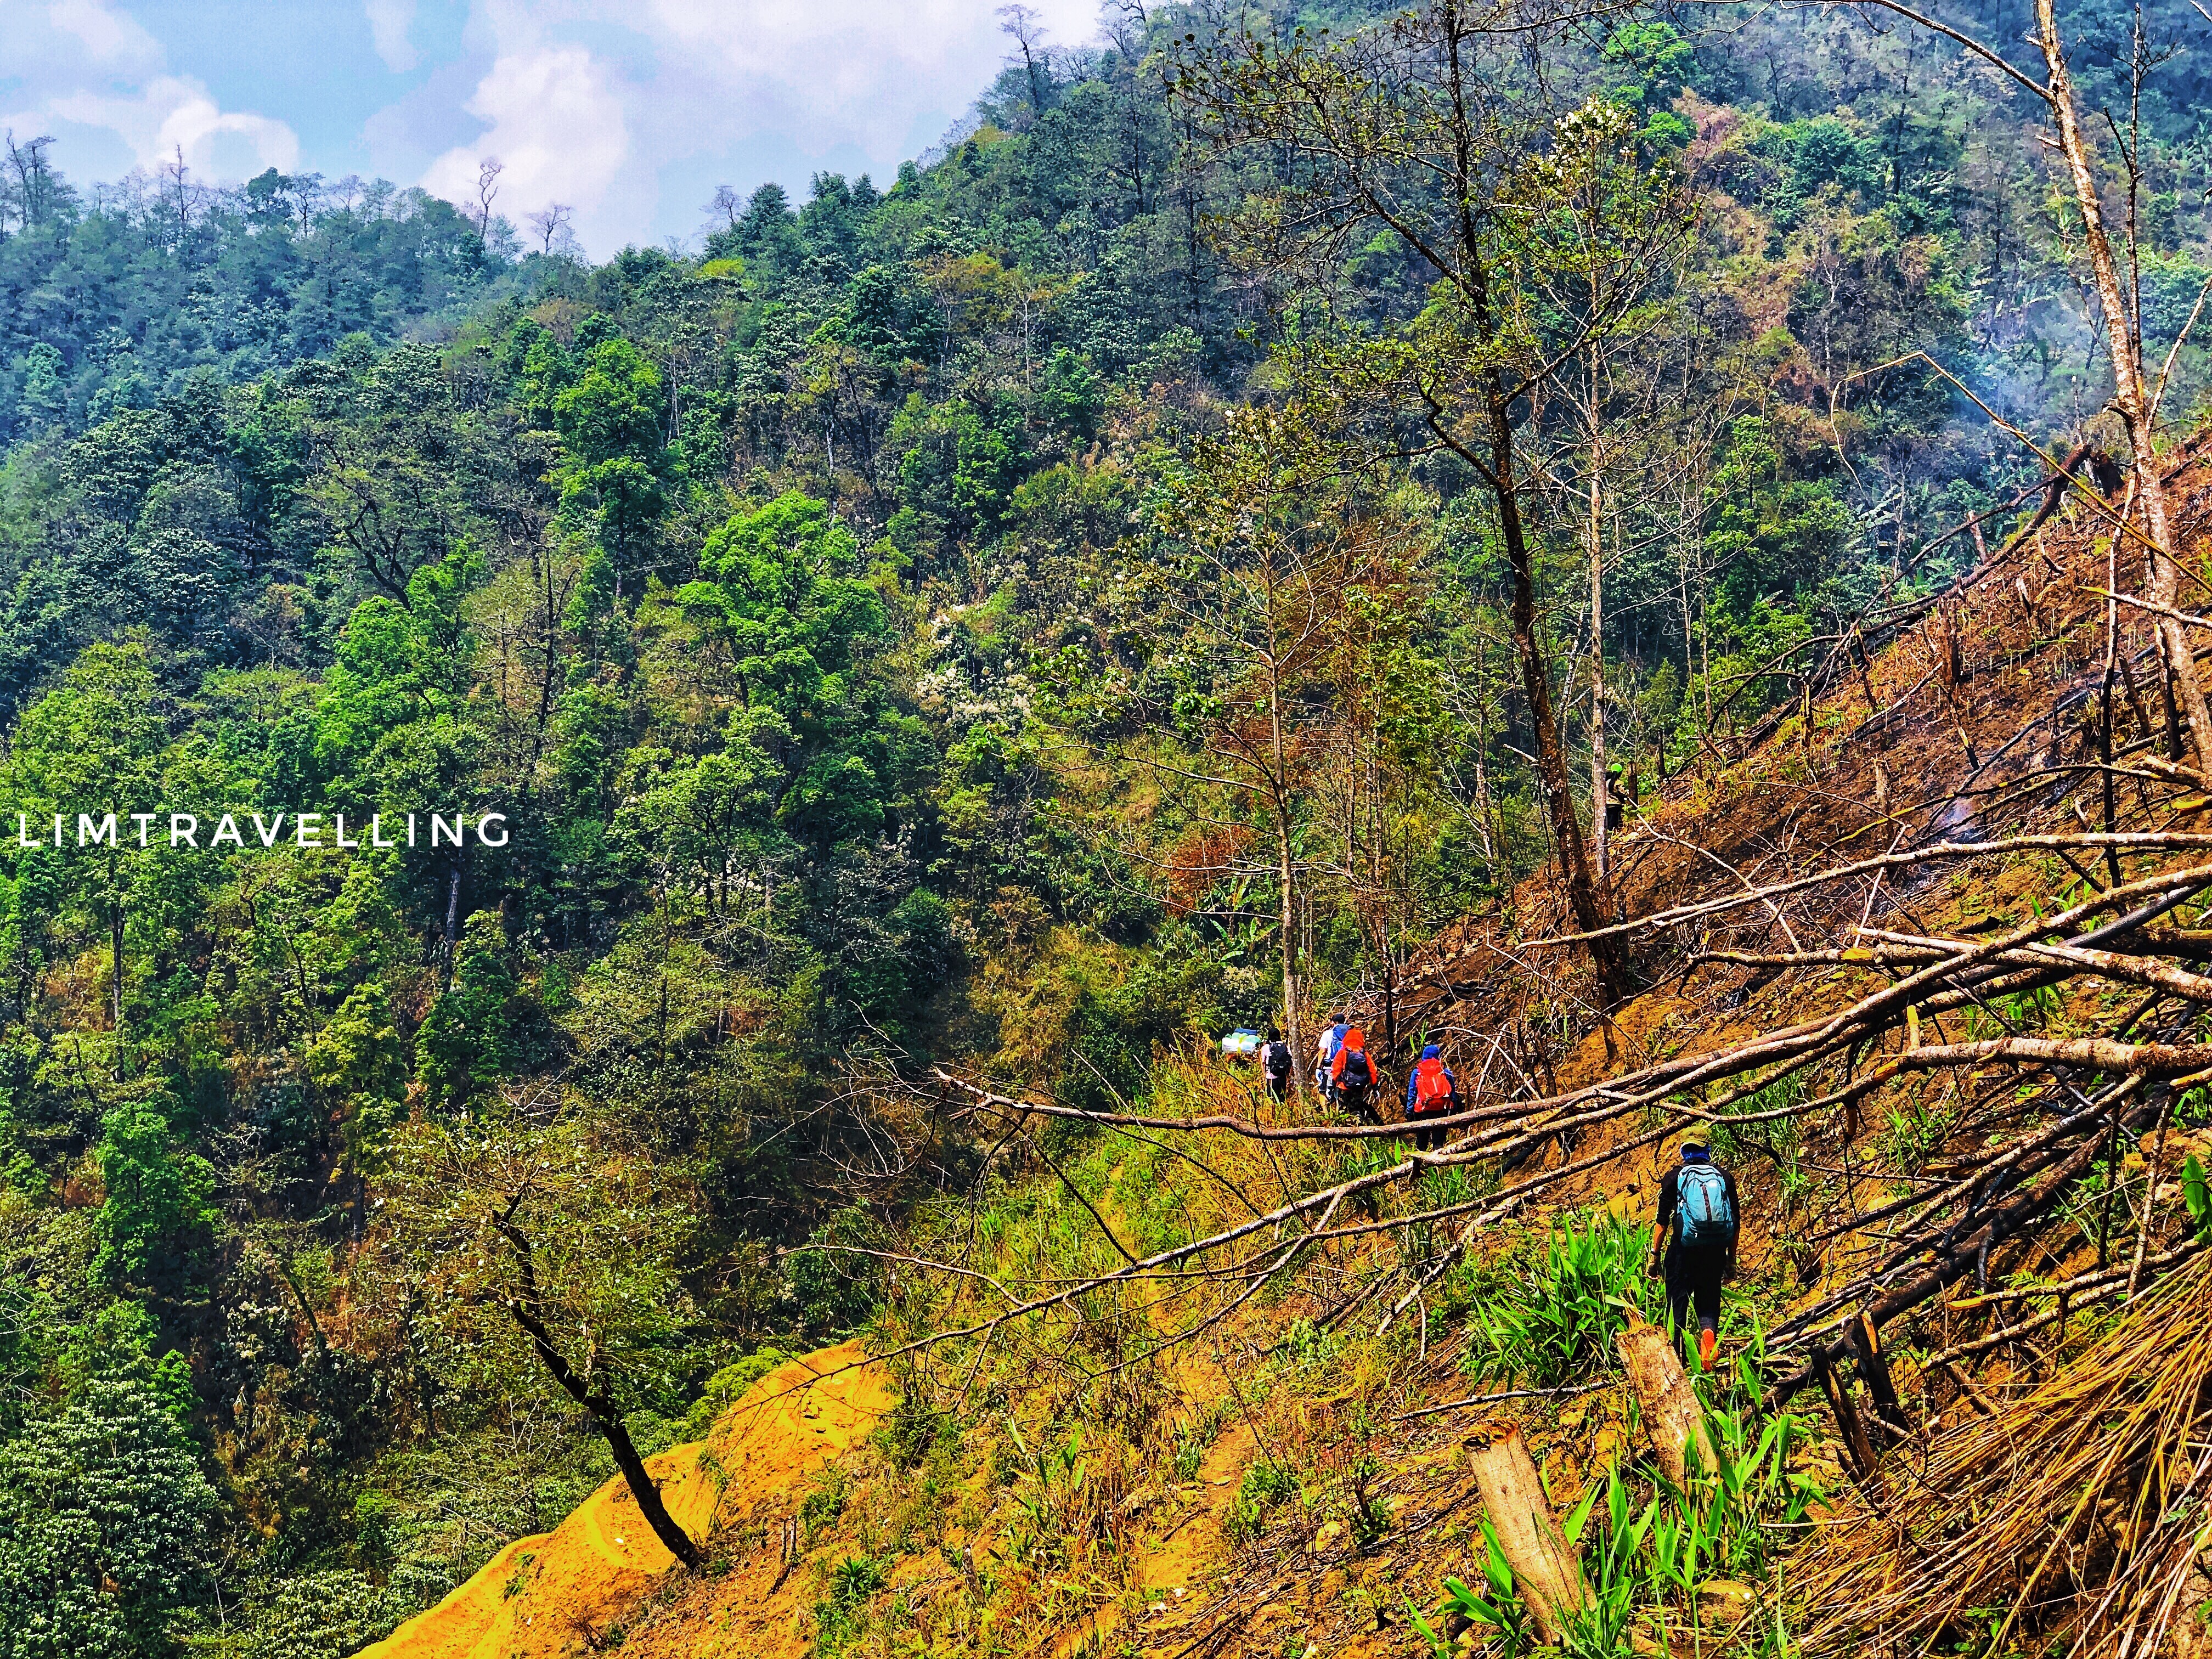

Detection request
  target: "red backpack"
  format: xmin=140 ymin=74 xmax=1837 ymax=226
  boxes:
xmin=1412 ymin=1056 xmax=1454 ymax=1115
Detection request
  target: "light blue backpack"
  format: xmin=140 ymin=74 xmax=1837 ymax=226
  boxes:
xmin=1675 ymin=1165 xmax=1735 ymax=1248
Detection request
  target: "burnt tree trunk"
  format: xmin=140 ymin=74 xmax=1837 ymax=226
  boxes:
xmin=499 ymin=1218 xmax=702 ymax=1570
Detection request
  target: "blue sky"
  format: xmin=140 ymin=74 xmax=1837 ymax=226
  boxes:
xmin=1 ymin=0 xmax=1101 ymax=253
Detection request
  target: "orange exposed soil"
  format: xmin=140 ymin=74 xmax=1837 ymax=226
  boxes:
xmin=358 ymin=1341 xmax=891 ymax=1659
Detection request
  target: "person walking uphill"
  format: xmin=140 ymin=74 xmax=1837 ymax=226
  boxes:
xmin=1329 ymin=1027 xmax=1379 ymax=1124
xmin=1647 ymin=1141 xmax=1740 ymax=1369
xmin=1260 ymin=1026 xmax=1294 ymax=1104
xmin=1314 ymin=1015 xmax=1349 ymax=1096
xmin=1404 ymin=1042 xmax=1457 ymax=1150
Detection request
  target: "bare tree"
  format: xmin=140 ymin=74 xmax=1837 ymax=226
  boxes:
xmin=526 ymin=201 xmax=575 ymax=257
xmin=1506 ymin=98 xmax=1696 ymax=895
xmin=2 ymin=132 xmax=59 ymax=233
xmin=472 ymin=155 xmax=505 ymax=244
xmin=157 ymin=145 xmax=198 ymax=247
xmin=704 ymin=183 xmax=744 ymax=234
xmin=998 ymin=4 xmax=1052 ymax=120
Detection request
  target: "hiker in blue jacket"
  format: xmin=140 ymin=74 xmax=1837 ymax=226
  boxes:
xmin=1647 ymin=1141 xmax=1740 ymax=1369
xmin=1403 ymin=1043 xmax=1457 ymax=1151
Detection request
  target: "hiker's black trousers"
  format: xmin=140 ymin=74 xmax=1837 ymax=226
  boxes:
xmin=1664 ymin=1242 xmax=1727 ymax=1336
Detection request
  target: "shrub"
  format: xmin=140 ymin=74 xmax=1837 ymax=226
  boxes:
xmin=812 ymin=1553 xmax=885 ymax=1654
xmin=239 ymin=1570 xmax=410 ymax=1659
xmin=1460 ymin=1211 xmax=1663 ymax=1388
xmin=684 ymin=1347 xmax=789 ymax=1439
xmin=0 ymin=1378 xmax=217 ymax=1658
xmin=1227 ymin=1457 xmax=1298 ymax=1543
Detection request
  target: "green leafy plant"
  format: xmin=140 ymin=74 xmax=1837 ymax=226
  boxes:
xmin=1170 ymin=1401 xmax=1227 ymax=1481
xmin=1421 ymin=1403 xmax=1814 ymax=1658
xmin=811 ymin=1553 xmax=886 ymax=1654
xmin=800 ymin=1467 xmax=849 ymax=1536
xmin=1462 ymin=1211 xmax=1663 ymax=1387
xmin=1346 ymin=1454 xmax=1390 ymax=1549
xmin=1227 ymin=1457 xmax=1299 ymax=1543
xmin=2182 ymin=1153 xmax=2211 ymax=1240
xmin=1426 ymin=1518 xmax=1538 ymax=1656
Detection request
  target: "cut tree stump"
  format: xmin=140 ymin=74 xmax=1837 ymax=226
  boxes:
xmin=1618 ymin=1314 xmax=1718 ymax=1486
xmin=1467 ymin=1424 xmax=1593 ymax=1644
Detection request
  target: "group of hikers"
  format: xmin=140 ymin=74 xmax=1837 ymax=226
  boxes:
xmin=1252 ymin=1017 xmax=1463 ymax=1149
xmin=1250 ymin=1020 xmax=1739 ymax=1367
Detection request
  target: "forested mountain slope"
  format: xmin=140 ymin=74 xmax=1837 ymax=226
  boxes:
xmin=0 ymin=0 xmax=2207 ymax=1654
xmin=359 ymin=433 xmax=2212 ymax=1657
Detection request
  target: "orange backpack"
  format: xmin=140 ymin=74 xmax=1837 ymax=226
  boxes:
xmin=1412 ymin=1056 xmax=1454 ymax=1114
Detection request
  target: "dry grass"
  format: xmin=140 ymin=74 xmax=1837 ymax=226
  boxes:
xmin=1794 ymin=1251 xmax=2212 ymax=1657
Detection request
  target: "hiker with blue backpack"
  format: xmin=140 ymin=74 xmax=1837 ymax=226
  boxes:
xmin=1314 ymin=1015 xmax=1350 ymax=1095
xmin=1647 ymin=1141 xmax=1740 ymax=1369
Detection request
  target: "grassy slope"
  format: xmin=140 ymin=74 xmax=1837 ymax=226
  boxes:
xmin=371 ymin=435 xmax=2212 ymax=1656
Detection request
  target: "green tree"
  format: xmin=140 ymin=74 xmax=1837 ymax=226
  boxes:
xmin=553 ymin=337 xmax=672 ymax=584
xmin=415 ymin=913 xmax=548 ymax=1110
xmin=92 ymin=1101 xmax=216 ymax=1288
xmin=0 ymin=1378 xmax=216 ymax=1658
xmin=0 ymin=642 xmax=170 ymax=1032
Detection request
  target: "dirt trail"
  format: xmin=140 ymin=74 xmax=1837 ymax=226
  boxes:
xmin=358 ymin=1341 xmax=891 ymax=1659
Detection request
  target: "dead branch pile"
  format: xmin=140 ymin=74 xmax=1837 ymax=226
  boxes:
xmin=1793 ymin=1251 xmax=2212 ymax=1658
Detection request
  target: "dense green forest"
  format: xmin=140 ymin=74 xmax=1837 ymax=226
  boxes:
xmin=0 ymin=0 xmax=2207 ymax=1652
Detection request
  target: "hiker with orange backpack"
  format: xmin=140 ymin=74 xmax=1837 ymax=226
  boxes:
xmin=1403 ymin=1042 xmax=1457 ymax=1150
xmin=1328 ymin=1027 xmax=1379 ymax=1123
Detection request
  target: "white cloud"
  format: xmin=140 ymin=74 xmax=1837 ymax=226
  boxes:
xmin=422 ymin=41 xmax=629 ymax=241
xmin=43 ymin=0 xmax=161 ymax=71
xmin=51 ymin=74 xmax=300 ymax=176
xmin=0 ymin=0 xmax=160 ymax=82
xmin=408 ymin=0 xmax=1100 ymax=251
xmin=637 ymin=0 xmax=1097 ymax=153
xmin=5 ymin=0 xmax=301 ymax=183
xmin=364 ymin=0 xmax=417 ymax=73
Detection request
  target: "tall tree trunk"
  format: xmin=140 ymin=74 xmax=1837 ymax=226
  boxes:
xmin=499 ymin=1215 xmax=702 ymax=1569
xmin=1587 ymin=432 xmax=1610 ymax=896
xmin=1268 ymin=668 xmax=1304 ymax=1090
xmin=506 ymin=1299 xmax=703 ymax=1569
xmin=1488 ymin=381 xmax=1624 ymax=1001
xmin=441 ymin=862 xmax=463 ymax=989
xmin=110 ymin=905 xmax=124 ymax=1031
xmin=2033 ymin=0 xmax=2212 ymax=772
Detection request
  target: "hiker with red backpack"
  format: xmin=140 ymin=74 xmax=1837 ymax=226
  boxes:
xmin=1403 ymin=1041 xmax=1457 ymax=1150
xmin=1328 ymin=1027 xmax=1379 ymax=1123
